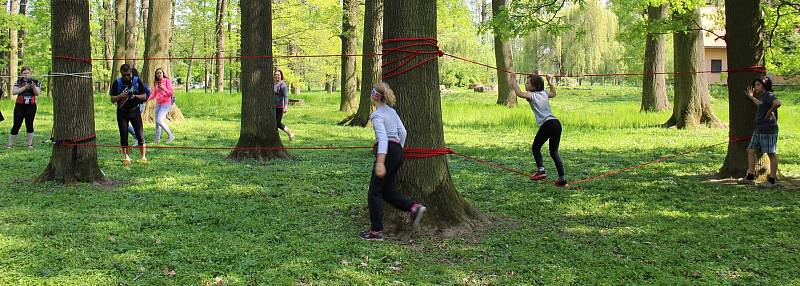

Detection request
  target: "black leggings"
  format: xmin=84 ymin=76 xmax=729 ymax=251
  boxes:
xmin=10 ymin=103 xmax=36 ymax=135
xmin=275 ymin=108 xmax=286 ymax=130
xmin=532 ymin=119 xmax=565 ymax=177
xmin=117 ymin=108 xmax=144 ymax=147
xmin=368 ymin=142 xmax=414 ymax=231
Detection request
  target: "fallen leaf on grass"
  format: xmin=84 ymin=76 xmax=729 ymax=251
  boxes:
xmin=163 ymin=266 xmax=176 ymax=277
xmin=107 ymin=235 xmax=115 ymax=242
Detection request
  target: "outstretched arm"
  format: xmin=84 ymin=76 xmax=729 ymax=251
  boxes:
xmin=510 ymin=72 xmax=531 ymax=100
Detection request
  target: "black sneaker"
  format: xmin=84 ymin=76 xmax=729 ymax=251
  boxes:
xmin=411 ymin=204 xmax=427 ymax=227
xmin=554 ymin=179 xmax=569 ymax=187
xmin=737 ymin=173 xmax=756 ymax=184
xmin=359 ymin=230 xmax=384 ymax=241
xmin=530 ymin=170 xmax=547 ymax=181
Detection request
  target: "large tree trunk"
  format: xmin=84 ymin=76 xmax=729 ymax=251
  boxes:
xmin=125 ymin=0 xmax=137 ymax=66
xmin=492 ymin=0 xmax=516 ymax=107
xmin=101 ymin=0 xmax=113 ymax=91
xmin=215 ymin=0 xmax=227 ymax=93
xmin=111 ymin=0 xmax=127 ymax=86
xmin=641 ymin=4 xmax=670 ymax=112
xmin=664 ymin=8 xmax=721 ymax=129
xmin=718 ymin=0 xmax=766 ymax=178
xmin=168 ymin=0 xmax=175 ymax=77
xmin=8 ymin=0 xmax=19 ymax=101
xmin=140 ymin=0 xmax=148 ymax=65
xmin=384 ymin=0 xmax=484 ymax=235
xmin=141 ymin=0 xmax=183 ymax=124
xmin=339 ymin=0 xmax=359 ymax=112
xmin=229 ymin=0 xmax=288 ymax=161
xmin=38 ymin=0 xmax=105 ymax=183
xmin=341 ymin=0 xmax=382 ymax=127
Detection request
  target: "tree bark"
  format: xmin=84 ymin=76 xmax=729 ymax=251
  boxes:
xmin=141 ymin=0 xmax=183 ymax=124
xmin=664 ymin=8 xmax=721 ymax=129
xmin=718 ymin=0 xmax=766 ymax=178
xmin=342 ymin=0 xmax=382 ymax=127
xmin=17 ymin=0 xmax=27 ymax=65
xmin=229 ymin=0 xmax=288 ymax=161
xmin=186 ymin=41 xmax=195 ymax=92
xmin=38 ymin=0 xmax=105 ymax=183
xmin=111 ymin=0 xmax=127 ymax=86
xmin=383 ymin=0 xmax=484 ymax=235
xmin=140 ymin=0 xmax=149 ymax=65
xmin=492 ymin=0 xmax=516 ymax=107
xmin=641 ymin=4 xmax=670 ymax=112
xmin=102 ymin=0 xmax=114 ymax=91
xmin=8 ymin=0 xmax=19 ymax=100
xmin=338 ymin=0 xmax=359 ymax=112
xmin=125 ymin=0 xmax=137 ymax=66
xmin=215 ymin=0 xmax=227 ymax=93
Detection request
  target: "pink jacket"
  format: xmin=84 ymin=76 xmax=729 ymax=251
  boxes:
xmin=149 ymin=78 xmax=174 ymax=105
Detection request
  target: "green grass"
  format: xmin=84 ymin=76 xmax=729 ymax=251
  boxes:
xmin=0 ymin=86 xmax=798 ymax=285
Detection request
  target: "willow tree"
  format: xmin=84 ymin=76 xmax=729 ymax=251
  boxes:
xmin=38 ymin=0 xmax=104 ymax=183
xmin=664 ymin=7 xmax=721 ymax=128
xmin=718 ymin=0 xmax=766 ymax=177
xmin=559 ymin=0 xmax=624 ymax=84
xmin=229 ymin=0 xmax=288 ymax=161
xmin=340 ymin=0 xmax=382 ymax=127
xmin=641 ymin=3 xmax=670 ymax=112
xmin=384 ymin=0 xmax=483 ymax=234
xmin=339 ymin=0 xmax=359 ymax=112
xmin=141 ymin=0 xmax=184 ymax=123
xmin=492 ymin=0 xmax=516 ymax=107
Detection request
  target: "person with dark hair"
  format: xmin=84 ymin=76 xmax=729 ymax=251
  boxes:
xmin=147 ymin=67 xmax=176 ymax=144
xmin=6 ymin=66 xmax=41 ymax=149
xmin=110 ymin=64 xmax=149 ymax=165
xmin=739 ymin=76 xmax=782 ymax=187
xmin=126 ymin=67 xmax=150 ymax=146
xmin=510 ymin=72 xmax=568 ymax=187
xmin=273 ymin=69 xmax=295 ymax=140
xmin=359 ymin=82 xmax=427 ymax=241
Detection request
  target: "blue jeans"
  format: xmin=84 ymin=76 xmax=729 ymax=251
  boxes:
xmin=155 ymin=104 xmax=174 ymax=142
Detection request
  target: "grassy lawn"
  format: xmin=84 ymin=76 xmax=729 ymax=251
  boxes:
xmin=0 ymin=85 xmax=798 ymax=285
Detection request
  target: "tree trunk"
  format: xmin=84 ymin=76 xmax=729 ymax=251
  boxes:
xmin=342 ymin=0 xmax=382 ymax=127
xmin=492 ymin=0 xmax=516 ymax=107
xmin=215 ymin=0 xmax=227 ymax=93
xmin=101 ymin=0 xmax=113 ymax=91
xmin=17 ymin=0 xmax=27 ymax=65
xmin=8 ymin=0 xmax=19 ymax=100
xmin=339 ymin=0 xmax=359 ymax=112
xmin=664 ymin=8 xmax=721 ymax=129
xmin=141 ymin=0 xmax=183 ymax=124
xmin=125 ymin=0 xmax=137 ymax=66
xmin=227 ymin=10 xmax=234 ymax=94
xmin=140 ymin=0 xmax=148 ymax=66
xmin=641 ymin=4 xmax=670 ymax=112
xmin=111 ymin=0 xmax=127 ymax=86
xmin=38 ymin=0 xmax=105 ymax=183
xmin=718 ymin=0 xmax=766 ymax=178
xmin=168 ymin=0 xmax=175 ymax=77
xmin=383 ymin=0 xmax=484 ymax=235
xmin=186 ymin=41 xmax=195 ymax=92
xmin=229 ymin=0 xmax=288 ymax=161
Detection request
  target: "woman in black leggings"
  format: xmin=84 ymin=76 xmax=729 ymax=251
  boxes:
xmin=511 ymin=72 xmax=567 ymax=187
xmin=6 ymin=66 xmax=40 ymax=149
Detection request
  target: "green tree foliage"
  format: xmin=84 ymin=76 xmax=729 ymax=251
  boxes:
xmin=764 ymin=1 xmax=800 ymax=77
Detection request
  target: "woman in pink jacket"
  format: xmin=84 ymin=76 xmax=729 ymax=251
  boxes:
xmin=148 ymin=68 xmax=176 ymax=144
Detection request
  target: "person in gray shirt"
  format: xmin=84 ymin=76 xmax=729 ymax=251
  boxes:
xmin=511 ymin=72 xmax=568 ymax=187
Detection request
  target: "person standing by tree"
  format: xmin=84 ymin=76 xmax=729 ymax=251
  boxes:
xmin=110 ymin=64 xmax=149 ymax=165
xmin=360 ymin=82 xmax=427 ymax=241
xmin=127 ymin=67 xmax=150 ymax=146
xmin=274 ymin=69 xmax=295 ymax=140
xmin=147 ymin=68 xmax=176 ymax=144
xmin=511 ymin=72 xmax=568 ymax=187
xmin=6 ymin=66 xmax=41 ymax=149
xmin=739 ymin=76 xmax=782 ymax=187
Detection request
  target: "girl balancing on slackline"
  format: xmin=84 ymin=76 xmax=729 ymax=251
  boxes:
xmin=511 ymin=72 xmax=568 ymax=187
xmin=359 ymin=82 xmax=427 ymax=241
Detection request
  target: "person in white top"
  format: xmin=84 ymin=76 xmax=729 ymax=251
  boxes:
xmin=359 ymin=82 xmax=427 ymax=241
xmin=511 ymin=72 xmax=568 ymax=187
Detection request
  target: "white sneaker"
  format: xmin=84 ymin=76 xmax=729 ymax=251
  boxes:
xmin=166 ymin=136 xmax=175 ymax=144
